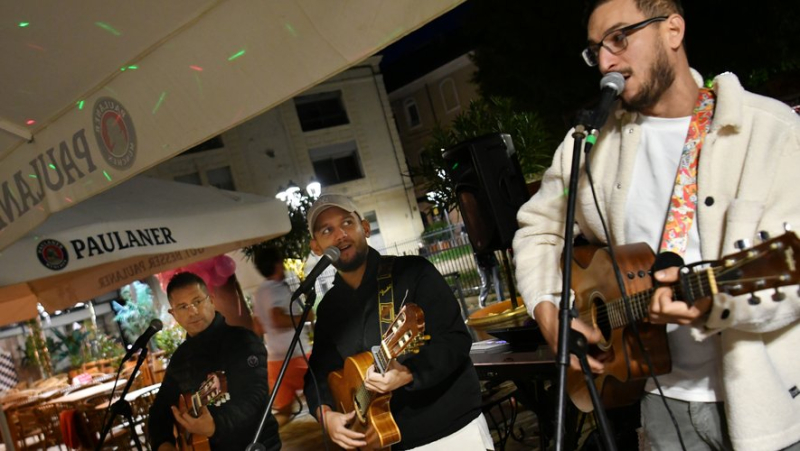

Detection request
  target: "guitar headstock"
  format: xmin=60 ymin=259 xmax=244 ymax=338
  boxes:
xmin=381 ymin=304 xmax=428 ymax=360
xmin=713 ymin=231 xmax=800 ymax=299
xmin=192 ymin=371 xmax=230 ymax=414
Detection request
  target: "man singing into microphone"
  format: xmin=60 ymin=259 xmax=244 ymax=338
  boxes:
xmin=303 ymin=194 xmax=492 ymax=450
xmin=513 ymin=0 xmax=800 ymax=450
xmin=148 ymin=272 xmax=282 ymax=450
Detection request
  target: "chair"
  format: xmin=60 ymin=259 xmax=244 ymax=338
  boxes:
xmin=481 ymin=382 xmax=523 ymax=451
xmin=76 ymin=401 xmax=135 ymax=450
xmin=7 ymin=405 xmax=47 ymax=450
xmin=32 ymin=402 xmax=72 ymax=450
xmin=130 ymin=387 xmax=160 ymax=450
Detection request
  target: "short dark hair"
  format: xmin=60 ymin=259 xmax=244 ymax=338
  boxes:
xmin=166 ymin=272 xmax=208 ymax=302
xmin=253 ymin=247 xmax=283 ymax=279
xmin=585 ymin=0 xmax=684 ymax=25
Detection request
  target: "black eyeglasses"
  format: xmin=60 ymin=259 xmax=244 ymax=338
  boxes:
xmin=582 ymin=16 xmax=668 ymax=67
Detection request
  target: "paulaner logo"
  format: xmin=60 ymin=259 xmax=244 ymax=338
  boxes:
xmin=93 ymin=97 xmax=137 ymax=170
xmin=36 ymin=239 xmax=69 ymax=271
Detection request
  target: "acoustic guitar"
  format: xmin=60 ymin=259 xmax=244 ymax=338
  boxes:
xmin=328 ymin=303 xmax=429 ymax=450
xmin=176 ymin=371 xmax=229 ymax=451
xmin=567 ymin=231 xmax=800 ymax=412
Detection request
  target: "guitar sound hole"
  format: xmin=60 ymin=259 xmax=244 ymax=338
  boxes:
xmin=594 ymin=302 xmax=612 ymax=340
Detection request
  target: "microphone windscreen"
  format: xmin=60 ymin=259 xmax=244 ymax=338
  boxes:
xmin=600 ymin=72 xmax=625 ymax=95
xmin=323 ymin=246 xmax=341 ymax=262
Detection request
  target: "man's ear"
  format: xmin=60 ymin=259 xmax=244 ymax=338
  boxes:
xmin=310 ymin=239 xmax=323 ymax=256
xmin=665 ymin=13 xmax=685 ymax=50
xmin=362 ymin=219 xmax=371 ymax=238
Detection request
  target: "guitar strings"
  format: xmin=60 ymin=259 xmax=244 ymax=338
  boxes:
xmin=581 ymin=261 xmax=723 ymax=331
xmin=587 ymin=246 xmax=778 ymax=331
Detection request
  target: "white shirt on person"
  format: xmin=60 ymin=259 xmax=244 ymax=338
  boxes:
xmin=625 ymin=114 xmax=722 ymax=402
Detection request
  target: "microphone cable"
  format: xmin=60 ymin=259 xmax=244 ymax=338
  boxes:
xmin=583 ymin=146 xmax=688 ymax=450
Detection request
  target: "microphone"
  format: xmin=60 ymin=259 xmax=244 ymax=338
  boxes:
xmin=291 ymin=246 xmax=341 ymax=301
xmin=122 ymin=319 xmax=163 ymax=362
xmin=588 ymin=72 xmax=625 ymax=132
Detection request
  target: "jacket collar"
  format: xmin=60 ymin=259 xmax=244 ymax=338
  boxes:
xmin=185 ymin=312 xmax=224 ymax=341
xmin=614 ymin=68 xmax=744 ymax=133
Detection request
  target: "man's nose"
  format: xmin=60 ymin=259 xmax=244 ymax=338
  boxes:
xmin=331 ymin=226 xmax=348 ymax=241
xmin=597 ymin=46 xmax=619 ymax=74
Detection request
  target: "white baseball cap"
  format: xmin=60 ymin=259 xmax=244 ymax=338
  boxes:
xmin=307 ymin=194 xmax=360 ymax=235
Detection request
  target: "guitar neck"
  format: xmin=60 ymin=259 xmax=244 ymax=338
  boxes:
xmin=352 ymin=346 xmax=392 ymax=417
xmin=605 ymin=268 xmax=716 ymax=329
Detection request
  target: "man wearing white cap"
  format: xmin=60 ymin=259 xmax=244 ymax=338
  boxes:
xmin=303 ymin=194 xmax=493 ymax=450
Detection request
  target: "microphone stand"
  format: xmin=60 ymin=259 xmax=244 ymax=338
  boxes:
xmin=246 ymin=288 xmax=317 ymax=451
xmin=553 ymin=120 xmax=616 ymax=451
xmin=96 ymin=348 xmax=148 ymax=451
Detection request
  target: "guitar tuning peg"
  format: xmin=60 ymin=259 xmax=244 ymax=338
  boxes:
xmin=422 ymin=335 xmax=431 ymax=341
xmin=411 ymin=348 xmax=421 ymax=354
xmin=748 ymin=294 xmax=761 ymax=305
xmin=785 ymin=222 xmax=793 ymax=232
xmin=734 ymin=239 xmax=751 ymax=251
xmin=757 ymin=231 xmax=770 ymax=242
xmin=772 ymin=288 xmax=786 ymax=302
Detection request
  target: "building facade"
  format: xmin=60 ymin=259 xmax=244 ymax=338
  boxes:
xmin=387 ymin=53 xmax=479 ymax=225
xmin=146 ymin=56 xmax=424 ymax=254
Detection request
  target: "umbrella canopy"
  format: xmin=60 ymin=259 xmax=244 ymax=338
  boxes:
xmin=0 ymin=176 xmax=290 ymax=325
xmin=0 ymin=0 xmax=464 ymax=252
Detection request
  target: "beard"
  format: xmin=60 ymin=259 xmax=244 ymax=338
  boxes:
xmin=333 ymin=242 xmax=369 ymax=272
xmin=622 ymin=39 xmax=675 ymax=113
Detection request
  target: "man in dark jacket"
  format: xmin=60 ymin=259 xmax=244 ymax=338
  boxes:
xmin=148 ymin=272 xmax=281 ymax=451
xmin=303 ymin=194 xmax=492 ymax=450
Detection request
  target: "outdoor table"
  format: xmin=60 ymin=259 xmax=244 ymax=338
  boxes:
xmin=47 ymin=379 xmax=127 ymax=406
xmin=94 ymin=383 xmax=161 ymax=410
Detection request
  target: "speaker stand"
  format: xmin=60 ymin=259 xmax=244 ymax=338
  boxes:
xmin=500 ymin=250 xmax=518 ymax=309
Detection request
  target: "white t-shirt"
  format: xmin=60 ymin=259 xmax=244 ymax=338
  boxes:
xmin=625 ymin=114 xmax=722 ymax=402
xmin=253 ymin=279 xmax=312 ymax=361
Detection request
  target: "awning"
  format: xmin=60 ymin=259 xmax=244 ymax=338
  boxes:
xmin=0 ymin=176 xmax=290 ymax=325
xmin=0 ymin=0 xmax=464 ymax=252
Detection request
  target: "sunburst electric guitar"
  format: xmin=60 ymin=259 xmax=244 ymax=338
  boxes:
xmin=567 ymin=231 xmax=800 ymax=412
xmin=328 ymin=303 xmax=429 ymax=450
xmin=176 ymin=371 xmax=230 ymax=451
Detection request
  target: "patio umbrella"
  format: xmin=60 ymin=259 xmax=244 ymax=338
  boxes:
xmin=0 ymin=0 xmax=464 ymax=252
xmin=0 ymin=176 xmax=290 ymax=326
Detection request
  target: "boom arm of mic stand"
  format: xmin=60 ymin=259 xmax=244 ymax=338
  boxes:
xmin=554 ymin=125 xmax=617 ymax=451
xmin=96 ymin=348 xmax=148 ymax=451
xmin=247 ymin=289 xmax=317 ymax=451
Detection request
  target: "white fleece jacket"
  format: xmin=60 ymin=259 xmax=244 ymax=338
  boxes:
xmin=513 ymin=70 xmax=800 ymax=451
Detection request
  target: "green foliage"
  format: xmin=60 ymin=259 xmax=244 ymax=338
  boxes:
xmin=95 ymin=334 xmax=125 ymax=361
xmin=47 ymin=328 xmax=90 ymax=369
xmin=243 ymin=191 xmax=316 ymax=263
xmin=154 ymin=323 xmax=184 ymax=359
xmin=23 ymin=333 xmax=43 ymax=368
xmin=114 ymin=281 xmax=157 ymax=344
xmin=427 ymin=244 xmax=473 ymax=263
xmin=420 ymin=221 xmax=451 ymax=244
xmin=418 ymin=96 xmax=556 ymax=213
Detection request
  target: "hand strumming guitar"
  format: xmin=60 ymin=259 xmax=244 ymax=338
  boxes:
xmin=171 ymin=405 xmax=216 ymax=439
xmin=650 ymin=267 xmax=712 ymax=325
xmin=533 ymin=301 xmax=607 ymax=374
xmin=364 ymin=361 xmax=413 ymax=394
xmin=317 ymin=406 xmax=367 ymax=450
